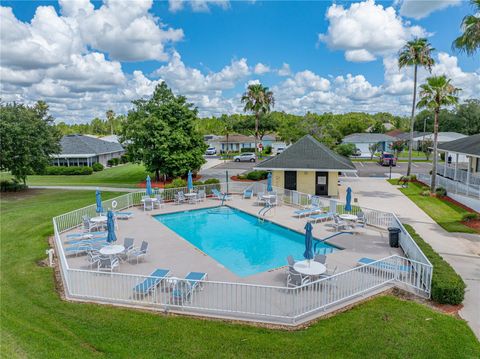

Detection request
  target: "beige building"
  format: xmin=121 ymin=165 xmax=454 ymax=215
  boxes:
xmin=255 ymin=135 xmax=357 ymax=197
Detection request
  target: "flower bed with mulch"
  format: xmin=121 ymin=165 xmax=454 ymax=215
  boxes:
xmin=136 ymin=175 xmax=202 ymax=188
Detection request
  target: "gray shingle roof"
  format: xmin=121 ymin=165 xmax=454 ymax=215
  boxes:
xmin=255 ymin=135 xmax=356 ymax=171
xmin=437 ymin=133 xmax=480 ymax=157
xmin=60 ymin=135 xmax=124 ymax=155
xmin=396 ymin=131 xmax=430 ymax=140
xmin=343 ymin=133 xmax=397 ymax=143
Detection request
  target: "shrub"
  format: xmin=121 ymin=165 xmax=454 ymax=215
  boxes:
xmin=421 ymin=190 xmax=431 ymax=197
xmin=404 ymin=224 xmax=465 ymax=305
xmin=164 ymin=177 xmax=187 ymax=189
xmin=0 ymin=180 xmax=28 ymax=192
xmin=246 ymin=170 xmax=269 ymax=181
xmin=193 ymin=181 xmax=204 ymax=186
xmin=240 ymin=147 xmax=255 ymax=153
xmin=112 ymin=158 xmax=120 ymax=166
xmin=92 ymin=163 xmax=104 ymax=172
xmin=435 ymin=187 xmax=447 ymax=197
xmin=204 ymin=178 xmax=220 ymax=184
xmin=462 ymin=213 xmax=478 ymax=222
xmin=45 ymin=166 xmax=93 ymax=175
xmin=335 ymin=143 xmax=357 ymax=157
xmin=264 ymin=145 xmax=272 ymax=155
xmin=203 ymin=178 xmax=221 ymax=195
xmin=120 ymin=155 xmax=129 ymax=164
xmin=107 ymin=159 xmax=114 ymax=167
xmin=410 ymin=174 xmax=417 ymax=181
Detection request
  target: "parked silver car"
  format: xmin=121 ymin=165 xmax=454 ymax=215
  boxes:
xmin=233 ymin=153 xmax=256 ymax=162
xmin=205 ymin=147 xmax=217 ymax=155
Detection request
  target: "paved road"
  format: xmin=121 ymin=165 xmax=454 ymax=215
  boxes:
xmin=338 ymin=177 xmax=480 ymax=339
xmin=202 ymin=159 xmax=433 ymax=180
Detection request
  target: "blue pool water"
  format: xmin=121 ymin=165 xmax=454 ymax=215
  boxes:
xmin=154 ymin=206 xmax=338 ymax=277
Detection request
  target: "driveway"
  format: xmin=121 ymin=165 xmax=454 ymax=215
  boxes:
xmin=338 ymin=177 xmax=480 ymax=338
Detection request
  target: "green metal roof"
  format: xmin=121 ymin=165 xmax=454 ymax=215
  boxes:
xmin=255 ymin=135 xmax=356 ymax=171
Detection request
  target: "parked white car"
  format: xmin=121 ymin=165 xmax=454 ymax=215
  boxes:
xmin=276 ymin=147 xmax=285 ymax=155
xmin=233 ymin=153 xmax=256 ymax=162
xmin=205 ymin=147 xmax=217 ymax=155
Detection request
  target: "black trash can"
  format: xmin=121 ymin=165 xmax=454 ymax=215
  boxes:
xmin=388 ymin=227 xmax=401 ymax=248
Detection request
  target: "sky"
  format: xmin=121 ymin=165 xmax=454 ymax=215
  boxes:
xmin=1 ymin=0 xmax=479 ymax=123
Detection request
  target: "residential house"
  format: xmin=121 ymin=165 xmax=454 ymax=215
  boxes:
xmin=52 ymin=134 xmax=125 ymax=167
xmin=208 ymin=134 xmax=286 ymax=153
xmin=255 ymin=135 xmax=357 ymax=196
xmin=395 ymin=131 xmax=430 ymax=150
xmin=342 ymin=133 xmax=397 ymax=157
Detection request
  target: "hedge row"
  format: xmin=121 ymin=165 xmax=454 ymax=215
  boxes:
xmin=404 ymin=224 xmax=465 ymax=305
xmin=0 ymin=180 xmax=28 ymax=192
xmin=45 ymin=166 xmax=93 ymax=175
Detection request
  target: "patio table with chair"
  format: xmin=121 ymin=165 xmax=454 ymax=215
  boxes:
xmin=184 ymin=192 xmax=198 ymax=204
xmin=293 ymin=260 xmax=326 ymax=276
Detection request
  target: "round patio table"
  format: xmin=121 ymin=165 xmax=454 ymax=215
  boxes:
xmin=339 ymin=214 xmax=358 ymax=221
xmin=184 ymin=192 xmax=198 ymax=203
xmin=293 ymin=260 xmax=326 ymax=276
xmin=99 ymin=244 xmax=124 ymax=257
xmin=91 ymin=216 xmax=107 ymax=223
xmin=261 ymin=194 xmax=276 ymax=199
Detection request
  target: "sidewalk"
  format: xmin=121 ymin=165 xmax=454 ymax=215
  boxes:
xmin=339 ymin=177 xmax=480 ymax=339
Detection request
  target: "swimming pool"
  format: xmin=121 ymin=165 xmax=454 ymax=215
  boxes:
xmin=154 ymin=206 xmax=338 ymax=277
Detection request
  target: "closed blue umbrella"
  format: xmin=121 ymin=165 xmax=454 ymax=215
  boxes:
xmin=146 ymin=175 xmax=152 ymax=196
xmin=106 ymin=210 xmax=116 ymax=243
xmin=267 ymin=172 xmax=273 ymax=192
xmin=95 ymin=189 xmax=103 ymax=213
xmin=303 ymin=222 xmax=314 ymax=260
xmin=187 ymin=170 xmax=193 ymax=192
xmin=345 ymin=187 xmax=352 ymax=212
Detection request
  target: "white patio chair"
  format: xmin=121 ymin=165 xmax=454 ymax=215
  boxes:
xmin=196 ymin=189 xmax=206 ymax=202
xmin=154 ymin=194 xmax=164 ymax=209
xmin=129 ymin=241 xmax=149 ymax=264
xmin=286 ymin=269 xmax=311 ymax=288
xmin=86 ymin=250 xmax=101 ymax=269
xmin=98 ymin=256 xmax=119 ymax=272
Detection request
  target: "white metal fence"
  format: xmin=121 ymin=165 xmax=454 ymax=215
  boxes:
xmin=52 ymin=183 xmax=432 ymax=325
xmin=437 ymin=164 xmax=480 ymax=188
xmin=418 ymin=173 xmax=480 ymax=199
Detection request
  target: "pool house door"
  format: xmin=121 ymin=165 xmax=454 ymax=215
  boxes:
xmin=284 ymin=171 xmax=297 ymax=191
xmin=315 ymin=172 xmax=328 ymax=196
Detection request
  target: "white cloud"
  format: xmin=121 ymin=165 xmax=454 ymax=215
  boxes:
xmin=254 ymin=63 xmax=270 ymax=75
xmin=154 ymin=51 xmax=250 ymax=94
xmin=168 ymin=0 xmax=230 ymax=13
xmin=432 ymin=52 xmax=480 ymax=99
xmin=398 ymin=0 xmax=461 ymax=20
xmin=319 ymin=0 xmax=427 ymax=62
xmin=334 ymin=74 xmax=380 ymax=100
xmin=277 ymin=63 xmax=291 ymax=76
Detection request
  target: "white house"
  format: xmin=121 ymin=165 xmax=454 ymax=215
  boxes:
xmin=51 ymin=134 xmax=125 ymax=167
xmin=208 ymin=134 xmax=286 ymax=153
xmin=342 ymin=133 xmax=397 ymax=157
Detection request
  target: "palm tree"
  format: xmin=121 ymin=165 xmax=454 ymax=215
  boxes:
xmin=241 ymin=84 xmax=274 ymax=156
xmin=452 ymin=0 xmax=480 ymax=56
xmin=106 ymin=109 xmax=115 ymax=135
xmin=417 ymin=75 xmax=460 ymax=193
xmin=398 ymin=38 xmax=435 ymax=177
xmin=218 ymin=114 xmax=235 ymax=156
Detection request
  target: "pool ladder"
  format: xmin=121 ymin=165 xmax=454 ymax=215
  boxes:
xmin=258 ymin=203 xmax=273 ymax=222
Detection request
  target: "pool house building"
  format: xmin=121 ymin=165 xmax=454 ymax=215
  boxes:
xmin=255 ymin=135 xmax=357 ymax=196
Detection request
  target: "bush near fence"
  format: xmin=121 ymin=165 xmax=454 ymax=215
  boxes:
xmin=45 ymin=166 xmax=93 ymax=175
xmin=0 ymin=180 xmax=28 ymax=192
xmin=404 ymin=224 xmax=465 ymax=305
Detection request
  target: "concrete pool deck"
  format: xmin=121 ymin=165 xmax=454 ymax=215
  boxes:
xmin=62 ymin=195 xmax=403 ymax=287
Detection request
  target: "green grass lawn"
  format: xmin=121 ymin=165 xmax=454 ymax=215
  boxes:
xmin=1 ymin=189 xmax=479 ymax=358
xmin=388 ymin=180 xmax=477 ymax=234
xmin=1 ymin=163 xmax=150 ymax=188
xmin=397 ymin=150 xmax=427 ymax=159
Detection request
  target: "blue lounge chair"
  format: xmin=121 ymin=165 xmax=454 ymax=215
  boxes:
xmin=66 ymin=231 xmax=106 ymax=239
xmin=357 ymin=257 xmax=411 ymax=272
xmin=133 ymin=268 xmax=171 ymax=297
xmin=293 ymin=206 xmax=321 ymax=218
xmin=64 ymin=236 xmax=107 ymax=245
xmin=171 ymin=271 xmax=207 ymax=304
xmin=243 ymin=188 xmax=253 ymax=199
xmin=308 ymin=212 xmax=334 ymax=223
xmin=212 ymin=189 xmax=231 ymax=201
xmin=115 ymin=211 xmax=134 ymax=220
